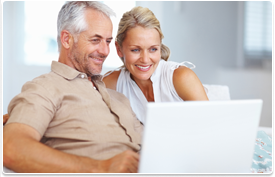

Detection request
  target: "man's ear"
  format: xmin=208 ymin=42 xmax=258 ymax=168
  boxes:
xmin=115 ymin=41 xmax=123 ymax=58
xmin=60 ymin=30 xmax=74 ymax=49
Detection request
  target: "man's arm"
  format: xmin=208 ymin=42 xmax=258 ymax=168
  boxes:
xmin=3 ymin=123 xmax=140 ymax=173
xmin=3 ymin=114 xmax=9 ymax=125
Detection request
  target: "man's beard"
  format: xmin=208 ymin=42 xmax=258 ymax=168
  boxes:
xmin=75 ymin=55 xmax=101 ymax=77
xmin=70 ymin=45 xmax=107 ymax=78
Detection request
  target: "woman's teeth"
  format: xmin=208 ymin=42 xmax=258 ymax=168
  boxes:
xmin=136 ymin=65 xmax=150 ymax=69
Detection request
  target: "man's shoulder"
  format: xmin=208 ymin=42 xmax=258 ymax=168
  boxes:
xmin=22 ymin=71 xmax=63 ymax=94
xmin=30 ymin=71 xmax=62 ymax=85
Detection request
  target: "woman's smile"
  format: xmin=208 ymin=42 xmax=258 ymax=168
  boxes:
xmin=135 ymin=64 xmax=152 ymax=71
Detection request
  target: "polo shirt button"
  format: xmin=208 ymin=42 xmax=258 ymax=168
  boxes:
xmin=81 ymin=74 xmax=85 ymax=78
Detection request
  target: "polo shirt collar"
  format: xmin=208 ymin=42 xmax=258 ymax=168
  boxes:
xmin=51 ymin=61 xmax=85 ymax=80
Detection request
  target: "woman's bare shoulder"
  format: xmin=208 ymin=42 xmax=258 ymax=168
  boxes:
xmin=102 ymin=70 xmax=121 ymax=90
xmin=173 ymin=66 xmax=196 ymax=81
xmin=173 ymin=66 xmax=208 ymax=100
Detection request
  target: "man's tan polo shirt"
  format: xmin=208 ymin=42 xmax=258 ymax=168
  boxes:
xmin=7 ymin=61 xmax=143 ymax=160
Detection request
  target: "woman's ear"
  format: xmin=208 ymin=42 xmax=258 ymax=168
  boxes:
xmin=60 ymin=30 xmax=74 ymax=49
xmin=115 ymin=41 xmax=123 ymax=58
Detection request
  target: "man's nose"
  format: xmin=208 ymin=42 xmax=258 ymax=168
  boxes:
xmin=98 ymin=41 xmax=109 ymax=56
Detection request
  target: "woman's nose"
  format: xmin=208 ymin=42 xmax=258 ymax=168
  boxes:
xmin=140 ymin=51 xmax=150 ymax=63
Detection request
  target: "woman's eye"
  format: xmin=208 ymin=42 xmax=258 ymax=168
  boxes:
xmin=131 ymin=49 xmax=139 ymax=52
xmin=150 ymin=48 xmax=157 ymax=52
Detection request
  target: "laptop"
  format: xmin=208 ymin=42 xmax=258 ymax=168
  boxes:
xmin=138 ymin=99 xmax=263 ymax=173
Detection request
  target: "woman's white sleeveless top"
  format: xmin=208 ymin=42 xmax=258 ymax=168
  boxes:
xmin=116 ymin=59 xmax=195 ymax=124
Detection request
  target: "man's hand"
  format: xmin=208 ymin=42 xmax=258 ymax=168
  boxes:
xmin=99 ymin=150 xmax=140 ymax=173
xmin=3 ymin=114 xmax=9 ymax=125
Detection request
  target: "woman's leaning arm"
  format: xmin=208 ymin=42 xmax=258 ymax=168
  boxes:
xmin=102 ymin=70 xmax=121 ymax=90
xmin=173 ymin=66 xmax=208 ymax=101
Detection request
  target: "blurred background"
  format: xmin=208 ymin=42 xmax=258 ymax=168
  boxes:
xmin=3 ymin=1 xmax=273 ymax=127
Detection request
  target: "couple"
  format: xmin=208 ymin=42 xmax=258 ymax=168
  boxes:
xmin=3 ymin=1 xmax=208 ymax=173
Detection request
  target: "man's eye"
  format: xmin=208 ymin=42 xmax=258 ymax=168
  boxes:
xmin=91 ymin=39 xmax=100 ymax=43
xmin=107 ymin=40 xmax=111 ymax=44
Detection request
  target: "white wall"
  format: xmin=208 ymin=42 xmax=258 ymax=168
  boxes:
xmin=217 ymin=68 xmax=272 ymax=127
xmin=3 ymin=2 xmax=51 ymax=115
xmin=3 ymin=1 xmax=273 ymax=127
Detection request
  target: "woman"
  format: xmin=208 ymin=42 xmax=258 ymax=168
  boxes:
xmin=103 ymin=6 xmax=208 ymax=123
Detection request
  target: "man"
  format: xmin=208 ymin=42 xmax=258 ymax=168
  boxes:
xmin=3 ymin=1 xmax=143 ymax=173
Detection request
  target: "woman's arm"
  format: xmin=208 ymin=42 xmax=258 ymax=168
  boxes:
xmin=173 ymin=66 xmax=208 ymax=101
xmin=102 ymin=70 xmax=121 ymax=90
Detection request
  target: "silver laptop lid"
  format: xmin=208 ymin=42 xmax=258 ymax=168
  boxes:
xmin=139 ymin=99 xmax=263 ymax=173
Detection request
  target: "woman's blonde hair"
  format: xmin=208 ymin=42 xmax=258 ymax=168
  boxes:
xmin=116 ymin=6 xmax=170 ymax=63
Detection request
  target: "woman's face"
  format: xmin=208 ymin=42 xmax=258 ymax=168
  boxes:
xmin=117 ymin=26 xmax=161 ymax=82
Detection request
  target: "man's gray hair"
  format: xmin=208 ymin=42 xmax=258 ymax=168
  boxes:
xmin=57 ymin=1 xmax=115 ymax=52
